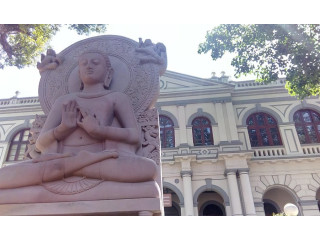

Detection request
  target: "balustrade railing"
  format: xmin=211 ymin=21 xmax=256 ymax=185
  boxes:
xmin=302 ymin=144 xmax=320 ymax=155
xmin=252 ymin=146 xmax=286 ymax=158
xmin=0 ymin=97 xmax=40 ymax=107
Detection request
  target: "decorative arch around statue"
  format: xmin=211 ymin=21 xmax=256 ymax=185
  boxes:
xmin=39 ymin=35 xmax=165 ymax=117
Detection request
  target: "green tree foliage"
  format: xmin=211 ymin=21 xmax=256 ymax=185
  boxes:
xmin=198 ymin=24 xmax=320 ymax=99
xmin=0 ymin=24 xmax=107 ymax=69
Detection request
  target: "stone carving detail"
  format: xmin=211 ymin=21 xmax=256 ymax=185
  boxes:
xmin=138 ymin=108 xmax=160 ymax=165
xmin=136 ymin=38 xmax=167 ymax=73
xmin=42 ymin=176 xmax=103 ymax=195
xmin=37 ymin=49 xmax=63 ymax=73
xmin=24 ymin=114 xmax=47 ymax=159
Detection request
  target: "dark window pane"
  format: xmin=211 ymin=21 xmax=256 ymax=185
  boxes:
xmin=270 ymin=128 xmax=281 ymax=145
xmin=306 ymin=125 xmax=317 ymax=143
xmin=293 ymin=112 xmax=302 ymax=123
xmin=260 ymin=128 xmax=269 ymax=146
xmin=248 ymin=129 xmax=258 ymax=147
xmin=312 ymin=112 xmax=320 ymax=122
xmin=296 ymin=126 xmax=306 ymax=144
xmin=201 ymin=118 xmax=209 ymax=125
xmin=256 ymin=114 xmax=264 ymax=125
xmin=267 ymin=116 xmax=276 ymax=125
xmin=247 ymin=117 xmax=254 ymax=126
xmin=302 ymin=111 xmax=312 ymax=123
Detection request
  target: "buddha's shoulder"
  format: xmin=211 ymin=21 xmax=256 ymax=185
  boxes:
xmin=106 ymin=91 xmax=130 ymax=100
xmin=54 ymin=93 xmax=78 ymax=104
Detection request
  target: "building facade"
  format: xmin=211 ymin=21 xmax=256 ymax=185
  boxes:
xmin=1 ymin=70 xmax=320 ymax=216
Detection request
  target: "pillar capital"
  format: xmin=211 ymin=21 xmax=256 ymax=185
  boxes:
xmin=238 ymin=168 xmax=250 ymax=174
xmin=180 ymin=170 xmax=192 ymax=178
xmin=224 ymin=168 xmax=237 ymax=176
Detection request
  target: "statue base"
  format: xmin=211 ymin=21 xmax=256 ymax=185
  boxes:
xmin=0 ymin=179 xmax=162 ymax=216
xmin=0 ymin=198 xmax=162 ymax=216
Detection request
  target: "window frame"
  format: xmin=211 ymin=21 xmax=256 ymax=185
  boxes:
xmin=159 ymin=115 xmax=175 ymax=148
xmin=192 ymin=116 xmax=214 ymax=146
xmin=293 ymin=109 xmax=320 ymax=144
xmin=6 ymin=128 xmax=31 ymax=162
xmin=246 ymin=112 xmax=282 ymax=147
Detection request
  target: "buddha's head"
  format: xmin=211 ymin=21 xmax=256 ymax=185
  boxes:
xmin=78 ymin=51 xmax=114 ymax=90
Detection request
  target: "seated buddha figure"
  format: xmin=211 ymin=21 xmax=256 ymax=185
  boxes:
xmin=0 ymin=51 xmax=157 ymax=189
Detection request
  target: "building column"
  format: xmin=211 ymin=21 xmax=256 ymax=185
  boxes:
xmin=181 ymin=170 xmax=194 ymax=216
xmin=215 ymin=102 xmax=228 ymax=142
xmin=225 ymin=102 xmax=239 ymax=141
xmin=299 ymin=200 xmax=320 ymax=216
xmin=238 ymin=169 xmax=256 ymax=215
xmin=225 ymin=169 xmax=243 ymax=215
xmin=177 ymin=105 xmax=188 ymax=145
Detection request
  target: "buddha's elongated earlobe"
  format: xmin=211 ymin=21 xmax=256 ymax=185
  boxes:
xmin=104 ymin=68 xmax=114 ymax=89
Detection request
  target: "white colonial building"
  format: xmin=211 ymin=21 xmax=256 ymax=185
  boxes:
xmin=1 ymin=70 xmax=320 ymax=216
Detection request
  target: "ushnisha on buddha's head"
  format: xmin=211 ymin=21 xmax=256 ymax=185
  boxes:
xmin=78 ymin=51 xmax=114 ymax=90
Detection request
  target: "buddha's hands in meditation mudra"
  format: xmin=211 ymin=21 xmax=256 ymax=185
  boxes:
xmin=61 ymin=99 xmax=101 ymax=139
xmin=77 ymin=108 xmax=101 ymax=139
xmin=61 ymin=100 xmax=78 ymax=130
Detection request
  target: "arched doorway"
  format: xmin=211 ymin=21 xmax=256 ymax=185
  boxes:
xmin=163 ymin=187 xmax=181 ymax=216
xmin=263 ymin=187 xmax=300 ymax=216
xmin=197 ymin=191 xmax=226 ymax=216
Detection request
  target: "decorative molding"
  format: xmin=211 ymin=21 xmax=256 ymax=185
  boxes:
xmin=4 ymin=122 xmax=31 ymax=142
xmin=240 ymin=106 xmax=284 ymax=125
xmin=158 ymin=109 xmax=179 ymax=128
xmin=233 ymin=96 xmax=297 ymax=106
xmin=270 ymin=104 xmax=292 ymax=117
xmin=163 ymin=181 xmax=184 ymax=206
xmin=236 ymin=107 xmax=247 ymax=119
xmin=193 ymin=182 xmax=230 ymax=207
xmin=156 ymin=97 xmax=232 ymax=107
xmin=298 ymin=200 xmax=318 ymax=206
xmin=186 ymin=109 xmax=216 ymax=127
xmin=254 ymin=202 xmax=264 ymax=207
xmin=288 ymin=102 xmax=320 ymax=122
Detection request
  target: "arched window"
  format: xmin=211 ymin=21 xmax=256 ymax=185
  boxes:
xmin=6 ymin=129 xmax=31 ymax=162
xmin=192 ymin=117 xmax=214 ymax=146
xmin=293 ymin=109 xmax=320 ymax=144
xmin=247 ymin=112 xmax=282 ymax=147
xmin=159 ymin=115 xmax=175 ymax=148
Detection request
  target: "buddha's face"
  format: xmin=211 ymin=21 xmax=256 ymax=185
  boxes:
xmin=79 ymin=53 xmax=108 ymax=85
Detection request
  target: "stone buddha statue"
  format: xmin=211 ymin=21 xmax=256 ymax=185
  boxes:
xmin=0 ymin=36 xmax=166 ymax=215
xmin=0 ymin=51 xmax=157 ymax=189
